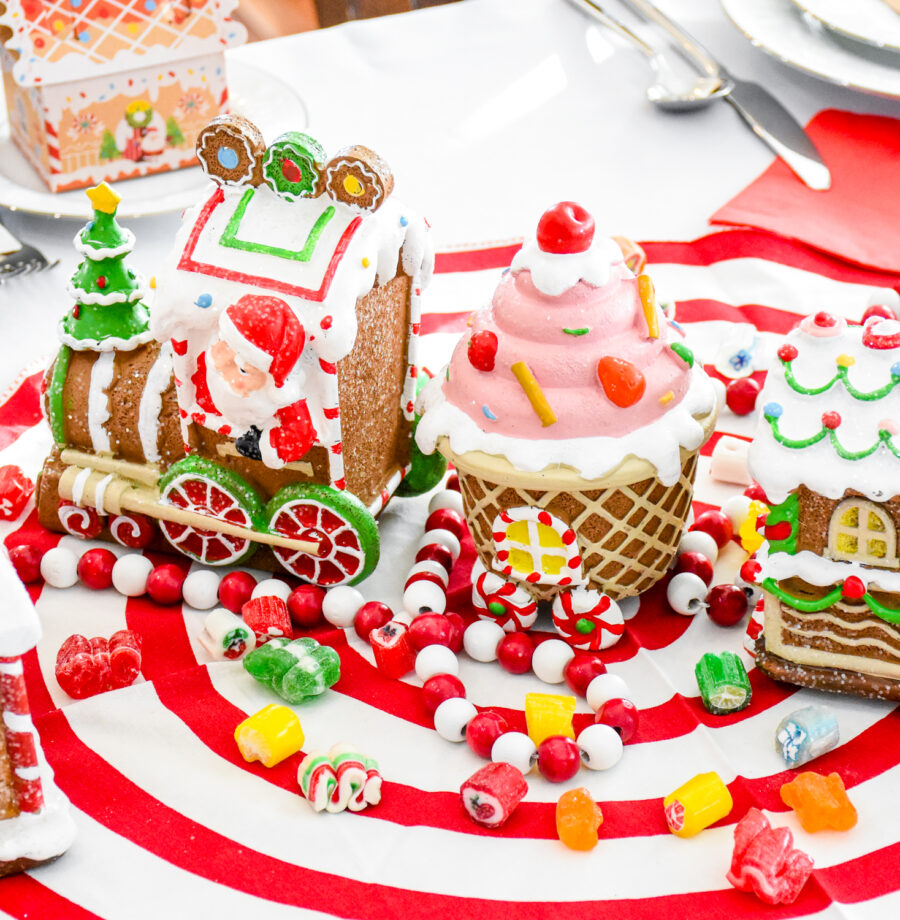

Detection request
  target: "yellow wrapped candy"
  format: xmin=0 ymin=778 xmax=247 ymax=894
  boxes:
xmin=525 ymin=692 xmax=576 ymax=745
xmin=663 ymin=772 xmax=733 ymax=838
xmin=235 ymin=704 xmax=304 ymax=768
xmin=739 ymin=500 xmax=768 ymax=553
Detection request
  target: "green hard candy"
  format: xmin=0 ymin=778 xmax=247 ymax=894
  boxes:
xmin=695 ymin=651 xmax=752 ymax=715
xmin=244 ymin=637 xmax=340 ymax=704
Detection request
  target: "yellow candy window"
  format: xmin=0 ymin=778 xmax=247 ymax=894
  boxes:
xmin=493 ymin=507 xmax=583 ymax=585
xmin=828 ymin=499 xmax=898 ymax=568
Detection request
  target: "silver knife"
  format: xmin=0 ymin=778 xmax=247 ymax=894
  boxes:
xmin=617 ymin=0 xmax=831 ymax=190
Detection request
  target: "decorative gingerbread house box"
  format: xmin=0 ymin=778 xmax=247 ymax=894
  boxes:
xmin=0 ymin=553 xmax=75 ymax=876
xmin=750 ymin=311 xmax=900 ymax=700
xmin=0 ymin=0 xmax=246 ymax=192
xmin=36 ymin=116 xmax=439 ymax=586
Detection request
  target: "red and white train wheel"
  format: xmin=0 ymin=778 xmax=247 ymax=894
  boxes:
xmin=57 ymin=500 xmax=104 ymax=539
xmin=158 ymin=458 xmax=265 ymax=566
xmin=267 ymin=484 xmax=379 ymax=587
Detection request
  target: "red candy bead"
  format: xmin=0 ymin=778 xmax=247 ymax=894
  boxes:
xmin=425 ymin=508 xmax=467 ymax=541
xmin=537 ymin=735 xmax=581 ymax=783
xmin=76 ymin=547 xmax=117 ymax=591
xmin=862 ymin=303 xmax=897 ymax=323
xmin=725 ymin=377 xmax=760 ymax=416
xmin=740 ymin=559 xmax=762 ymax=584
xmin=445 ymin=473 xmax=460 ymax=492
xmin=706 ymin=584 xmax=749 ymax=627
xmin=536 ymin=202 xmax=595 ymax=254
xmin=743 ymin=483 xmax=768 ymax=503
xmin=594 ymin=698 xmax=640 ymax=743
xmin=467 ymin=330 xmax=499 ymax=373
xmin=842 ymin=576 xmax=866 ymax=601
xmin=146 ymin=563 xmax=187 ymax=606
xmin=8 ymin=544 xmax=44 ymax=584
xmin=465 ymin=712 xmax=508 ymax=759
xmin=354 ymin=601 xmax=393 ymax=641
xmin=822 ymin=411 xmax=841 ymax=430
xmin=496 ymin=632 xmax=534 ymax=674
xmin=563 ymin=653 xmax=607 ymax=697
xmin=444 ymin=611 xmax=465 ymax=653
xmin=415 ymin=542 xmax=454 ymax=574
xmin=408 ymin=612 xmax=452 ymax=650
xmin=675 ymin=551 xmax=714 ymax=587
xmin=287 ymin=584 xmax=326 ymax=628
xmin=691 ymin=510 xmax=733 ymax=549
xmin=422 ymin=673 xmax=466 ymax=715
xmin=777 ymin=344 xmax=798 ymax=363
xmin=218 ymin=571 xmax=257 ymax=614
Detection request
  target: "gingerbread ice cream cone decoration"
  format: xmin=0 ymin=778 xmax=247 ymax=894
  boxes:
xmin=417 ymin=203 xmax=717 ymax=646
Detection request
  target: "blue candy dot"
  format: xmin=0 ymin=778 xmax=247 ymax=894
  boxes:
xmin=70 ymin=0 xmax=82 ymax=7
xmin=482 ymin=404 xmax=497 ymax=421
xmin=144 ymin=0 xmax=156 ymax=9
xmin=217 ymin=146 xmax=239 ymax=170
xmin=764 ymin=402 xmax=783 ymax=419
xmin=195 ymin=294 xmax=213 ymax=309
xmin=891 ymin=362 xmax=900 ymax=378
xmin=400 ymin=216 xmax=408 ymax=227
xmin=78 ymin=30 xmax=90 ymax=42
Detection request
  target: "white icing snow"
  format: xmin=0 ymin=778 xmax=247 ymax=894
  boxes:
xmin=87 ymin=351 xmax=115 ymax=453
xmin=0 ymin=556 xmax=41 ymax=656
xmin=510 ymin=234 xmax=626 ymax=297
xmin=758 ymin=545 xmax=900 ymax=594
xmin=138 ymin=343 xmax=173 ymax=464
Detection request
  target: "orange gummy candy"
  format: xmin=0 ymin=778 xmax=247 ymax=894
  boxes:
xmin=780 ymin=771 xmax=857 ymax=833
xmin=556 ymin=787 xmax=603 ymax=851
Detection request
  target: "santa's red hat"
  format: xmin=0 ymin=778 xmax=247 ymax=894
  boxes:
xmin=219 ymin=295 xmax=305 ymax=388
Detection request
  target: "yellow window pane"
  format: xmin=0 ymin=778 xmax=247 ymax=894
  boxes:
xmin=840 ymin=507 xmax=859 ymax=527
xmin=868 ymin=539 xmax=887 ymax=558
xmin=509 ymin=548 xmax=534 ymax=573
xmin=541 ymin=554 xmax=565 ymax=576
xmin=537 ymin=524 xmax=564 ymax=548
xmin=506 ymin=521 xmax=529 ymax=544
xmin=868 ymin=512 xmax=885 ymax=532
xmin=837 ymin=534 xmax=858 ymax=555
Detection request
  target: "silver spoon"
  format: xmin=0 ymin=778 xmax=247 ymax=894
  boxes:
xmin=566 ymin=0 xmax=733 ymax=111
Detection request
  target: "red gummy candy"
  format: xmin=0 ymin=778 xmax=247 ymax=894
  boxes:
xmin=727 ymin=807 xmax=814 ymax=905
xmin=370 ymin=620 xmax=416 ymax=678
xmin=56 ymin=630 xmax=142 ymax=699
xmin=242 ymin=596 xmax=292 ymax=641
xmin=0 ymin=465 xmax=34 ymax=520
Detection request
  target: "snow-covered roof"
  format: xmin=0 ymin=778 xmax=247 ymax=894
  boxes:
xmin=749 ymin=313 xmax=900 ymax=505
xmin=0 ymin=0 xmax=245 ymax=87
xmin=0 ymin=553 xmax=40 ymax=657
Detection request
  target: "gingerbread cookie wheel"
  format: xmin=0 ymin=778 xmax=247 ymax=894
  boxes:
xmin=262 ymin=132 xmax=326 ymax=201
xmin=196 ymin=114 xmax=266 ymax=188
xmin=324 ymin=145 xmax=394 ymax=213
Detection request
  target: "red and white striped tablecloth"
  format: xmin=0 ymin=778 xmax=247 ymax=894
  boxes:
xmin=1 ymin=228 xmax=898 ymax=920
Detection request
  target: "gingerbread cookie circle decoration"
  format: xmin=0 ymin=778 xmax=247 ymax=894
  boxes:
xmin=324 ymin=145 xmax=394 ymax=213
xmin=196 ymin=114 xmax=266 ymax=188
xmin=262 ymin=132 xmax=326 ymax=201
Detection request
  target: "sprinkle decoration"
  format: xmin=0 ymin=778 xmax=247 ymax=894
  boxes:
xmin=511 ymin=361 xmax=557 ymax=427
xmin=659 ymin=391 xmax=674 ymax=405
xmin=637 ymin=274 xmax=659 ymax=339
xmin=780 ymin=350 xmax=900 ymax=400
xmin=482 ymin=405 xmax=497 ymax=421
xmin=670 ymin=342 xmax=694 ymax=367
xmin=763 ymin=409 xmax=900 ymax=460
xmin=562 ymin=328 xmax=590 ymax=337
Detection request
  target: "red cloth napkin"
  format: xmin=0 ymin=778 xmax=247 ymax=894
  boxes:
xmin=711 ymin=109 xmax=900 ymax=274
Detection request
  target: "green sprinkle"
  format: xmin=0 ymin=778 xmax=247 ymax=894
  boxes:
xmin=488 ymin=601 xmax=507 ymax=617
xmin=670 ymin=342 xmax=694 ymax=367
xmin=575 ymin=617 xmax=596 ymax=634
xmin=562 ymin=327 xmax=590 ymax=337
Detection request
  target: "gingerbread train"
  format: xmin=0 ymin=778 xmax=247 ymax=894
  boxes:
xmin=750 ymin=310 xmax=900 ymax=700
xmin=416 ymin=203 xmax=717 ymax=645
xmin=36 ymin=115 xmax=440 ymax=585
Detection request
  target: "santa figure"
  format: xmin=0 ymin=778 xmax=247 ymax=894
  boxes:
xmin=191 ymin=294 xmax=317 ymax=469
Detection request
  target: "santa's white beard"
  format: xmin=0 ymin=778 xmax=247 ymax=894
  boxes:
xmin=204 ymin=353 xmax=298 ymax=431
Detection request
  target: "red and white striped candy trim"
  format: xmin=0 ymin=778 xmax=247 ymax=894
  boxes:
xmin=0 ymin=656 xmax=43 ymax=813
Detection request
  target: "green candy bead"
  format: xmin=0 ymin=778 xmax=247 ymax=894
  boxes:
xmin=695 ymin=651 xmax=752 ymax=715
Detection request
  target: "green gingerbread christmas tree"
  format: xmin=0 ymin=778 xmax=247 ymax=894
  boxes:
xmin=61 ymin=183 xmax=151 ymax=351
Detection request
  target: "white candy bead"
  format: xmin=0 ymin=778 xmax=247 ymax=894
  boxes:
xmin=586 ymin=674 xmax=631 ymax=712
xmin=40 ymin=546 xmax=79 ymax=588
xmin=428 ymin=490 xmax=464 ymax=516
xmin=182 ymin=570 xmax=221 ymax=609
xmin=491 ymin=731 xmax=537 ymax=773
xmin=403 ymin=579 xmax=447 ymax=617
xmin=111 ymin=553 xmax=153 ymax=596
xmin=434 ymin=697 xmax=477 ymax=742
xmin=531 ymin=639 xmax=575 ymax=684
xmin=251 ymin=578 xmax=292 ymax=602
xmin=406 ymin=559 xmax=449 ymax=587
xmin=322 ymin=585 xmax=364 ymax=628
xmin=677 ymin=530 xmax=719 ymax=563
xmin=667 ymin=572 xmax=709 ymax=616
xmin=463 ymin=620 xmax=506 ymax=662
xmin=577 ymin=723 xmax=624 ymax=770
xmin=722 ymin=494 xmax=754 ymax=532
xmin=416 ymin=527 xmax=460 ymax=561
xmin=415 ymin=644 xmax=459 ymax=681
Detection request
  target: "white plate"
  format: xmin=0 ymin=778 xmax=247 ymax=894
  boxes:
xmin=0 ymin=58 xmax=308 ymax=220
xmin=721 ymin=0 xmax=900 ymax=99
xmin=791 ymin=0 xmax=900 ymax=52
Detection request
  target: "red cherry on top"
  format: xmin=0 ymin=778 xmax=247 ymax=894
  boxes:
xmin=536 ymin=202 xmax=595 ymax=254
xmin=842 ymin=576 xmax=866 ymax=601
xmin=467 ymin=331 xmax=498 ymax=373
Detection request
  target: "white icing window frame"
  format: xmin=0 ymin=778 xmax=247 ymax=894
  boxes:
xmin=491 ymin=507 xmax=584 ymax=588
xmin=826 ymin=498 xmax=899 ymax=568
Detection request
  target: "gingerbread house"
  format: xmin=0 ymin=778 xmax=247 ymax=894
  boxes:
xmin=0 ymin=0 xmax=246 ymax=192
xmin=36 ymin=117 xmax=439 ymax=586
xmin=750 ymin=311 xmax=900 ymax=700
xmin=0 ymin=552 xmax=75 ymax=876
